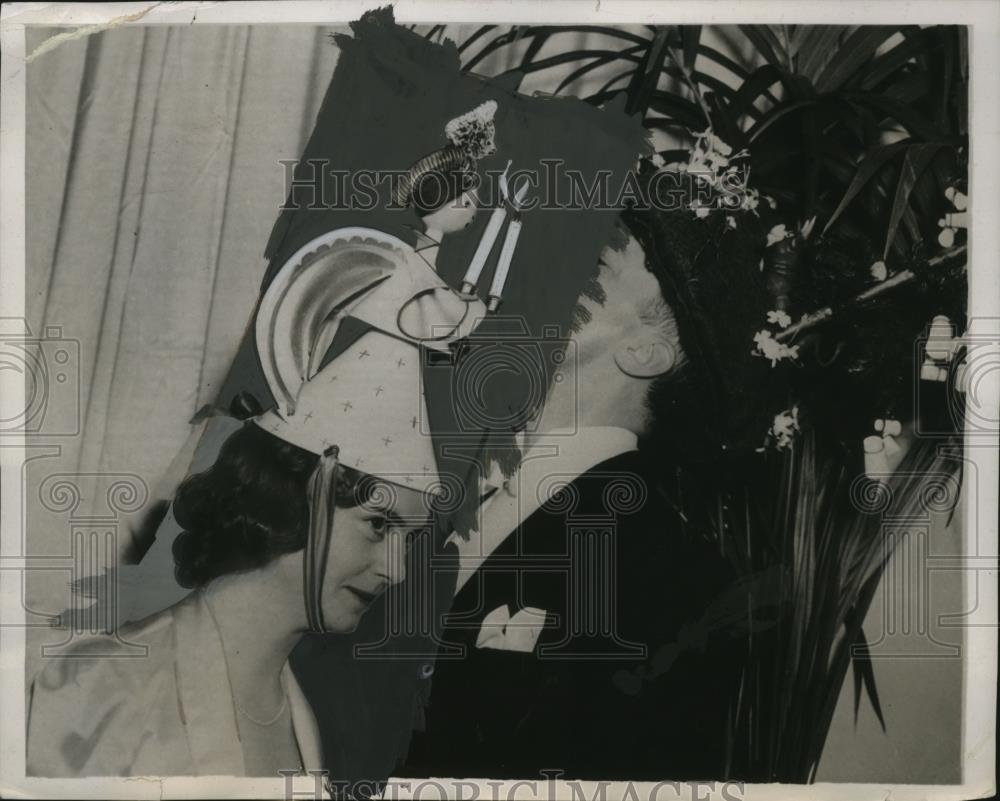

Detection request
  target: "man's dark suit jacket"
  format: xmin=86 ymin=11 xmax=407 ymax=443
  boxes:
xmin=292 ymin=449 xmax=741 ymax=790
xmin=403 ymin=450 xmax=742 ymax=781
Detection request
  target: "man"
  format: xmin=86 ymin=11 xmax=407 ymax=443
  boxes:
xmin=401 ymin=196 xmax=769 ymax=781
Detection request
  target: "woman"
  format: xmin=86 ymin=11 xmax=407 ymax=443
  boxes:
xmin=26 ymin=420 xmax=432 ymax=777
xmin=26 ymin=98 xmax=499 ymax=779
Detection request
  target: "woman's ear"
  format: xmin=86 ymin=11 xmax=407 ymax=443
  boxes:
xmin=613 ymin=339 xmax=677 ymax=378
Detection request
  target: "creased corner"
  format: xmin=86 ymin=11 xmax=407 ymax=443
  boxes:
xmin=25 ymin=2 xmax=164 ymax=64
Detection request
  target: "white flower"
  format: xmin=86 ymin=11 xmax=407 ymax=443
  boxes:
xmin=753 ymin=329 xmax=800 ymax=366
xmin=694 ymin=205 xmax=710 ymax=219
xmin=870 ymin=260 xmax=888 ymax=282
xmin=727 ymin=216 xmax=737 ymax=230
xmin=650 ymin=152 xmax=666 ymax=168
xmin=766 ymin=310 xmax=792 ymax=328
xmin=770 ymin=406 xmax=800 ymax=450
xmin=766 ymin=224 xmax=789 ymax=247
xmin=710 ymin=134 xmax=734 ymax=157
xmin=765 ymin=195 xmax=777 ymax=209
xmin=945 ymin=186 xmax=968 ymax=211
xmin=938 ymin=227 xmax=956 ymax=248
xmin=742 ymin=189 xmax=760 ymax=212
xmin=706 ymin=151 xmax=730 ymax=170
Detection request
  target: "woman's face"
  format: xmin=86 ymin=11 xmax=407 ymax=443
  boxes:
xmin=320 ymin=480 xmax=432 ymax=632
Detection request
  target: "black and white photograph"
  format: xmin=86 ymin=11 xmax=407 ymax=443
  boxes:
xmin=0 ymin=2 xmax=997 ymax=800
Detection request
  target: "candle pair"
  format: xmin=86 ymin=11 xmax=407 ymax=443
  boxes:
xmin=461 ymin=161 xmax=530 ymax=311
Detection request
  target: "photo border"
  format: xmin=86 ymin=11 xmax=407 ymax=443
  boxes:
xmin=1 ymin=2 xmax=996 ymax=799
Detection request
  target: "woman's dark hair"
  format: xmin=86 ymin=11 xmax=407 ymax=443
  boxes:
xmin=172 ymin=422 xmax=365 ymax=588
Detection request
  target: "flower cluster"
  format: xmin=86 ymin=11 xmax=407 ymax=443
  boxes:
xmin=752 ymin=329 xmax=799 ymax=367
xmin=937 ymin=186 xmax=968 ymax=248
xmin=765 ymin=223 xmax=792 ymax=248
xmin=753 ymin=309 xmax=798 ymax=367
xmin=755 ymin=405 xmax=801 ymax=453
xmin=769 ymin=406 xmax=800 ymax=450
xmin=652 ymin=128 xmax=760 ymax=222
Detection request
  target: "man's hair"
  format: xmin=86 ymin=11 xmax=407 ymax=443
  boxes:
xmin=570 ymin=218 xmax=689 ymax=436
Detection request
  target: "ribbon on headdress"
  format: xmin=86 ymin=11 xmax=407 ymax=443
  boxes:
xmin=304 ymin=445 xmax=340 ymax=633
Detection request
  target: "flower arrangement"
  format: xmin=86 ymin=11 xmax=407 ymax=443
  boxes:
xmin=443 ymin=22 xmax=969 ymax=781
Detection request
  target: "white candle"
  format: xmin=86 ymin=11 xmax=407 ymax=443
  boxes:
xmin=462 ymin=204 xmax=507 ymax=291
xmin=488 ymin=216 xmax=522 ymax=303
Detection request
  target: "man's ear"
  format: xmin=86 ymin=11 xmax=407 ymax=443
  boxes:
xmin=613 ymin=338 xmax=677 ymax=378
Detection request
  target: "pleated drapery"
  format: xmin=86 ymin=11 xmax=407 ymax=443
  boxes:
xmin=26 ymin=26 xmax=344 ymax=512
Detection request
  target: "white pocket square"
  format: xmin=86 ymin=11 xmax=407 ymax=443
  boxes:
xmin=475 ymin=604 xmax=548 ymax=653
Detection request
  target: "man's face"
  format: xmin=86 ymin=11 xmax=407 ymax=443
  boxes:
xmin=320 ymin=480 xmax=431 ymax=632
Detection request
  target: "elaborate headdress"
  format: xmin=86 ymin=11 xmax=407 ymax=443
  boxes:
xmin=253 ymin=227 xmax=486 ymax=631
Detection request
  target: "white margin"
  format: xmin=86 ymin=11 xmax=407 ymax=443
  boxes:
xmin=0 ymin=2 xmax=997 ymax=800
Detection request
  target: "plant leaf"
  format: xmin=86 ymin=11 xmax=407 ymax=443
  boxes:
xmin=554 ymin=46 xmax=643 ymax=93
xmin=625 ymin=27 xmax=671 ymax=116
xmin=461 ymin=26 xmax=522 ymax=71
xmin=860 ymin=27 xmax=938 ymax=90
xmin=849 ymin=624 xmax=887 ymax=730
xmin=681 ymin=25 xmax=702 ymax=71
xmin=593 ymin=69 xmax=634 ymax=98
xmin=821 ymin=141 xmax=911 ymax=235
xmin=697 ymin=43 xmax=752 ymax=83
xmin=456 ymin=25 xmax=496 ymax=56
xmin=508 ymin=48 xmax=641 ymax=76
xmin=796 ymin=26 xmax=848 ymax=83
xmin=883 ymin=142 xmax=945 ymax=259
xmin=521 ymin=30 xmax=552 ymax=65
xmin=746 ymin=99 xmax=817 ymax=142
xmin=740 ymin=24 xmax=787 ymax=70
xmin=727 ymin=64 xmax=783 ymax=122
xmin=843 ymin=92 xmax=946 ymax=141
xmin=648 ymin=90 xmax=708 ymax=129
xmin=815 ymin=27 xmax=902 ymax=92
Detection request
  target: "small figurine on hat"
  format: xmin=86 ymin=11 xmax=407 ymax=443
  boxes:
xmin=396 ymin=100 xmax=498 ymax=270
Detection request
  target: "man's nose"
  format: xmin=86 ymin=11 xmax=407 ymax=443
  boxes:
xmin=376 ymin=531 xmax=408 ymax=586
